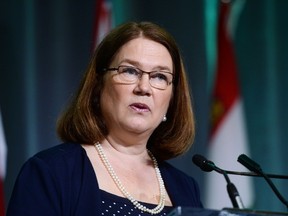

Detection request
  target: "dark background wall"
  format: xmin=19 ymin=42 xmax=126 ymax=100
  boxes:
xmin=1 ymin=0 xmax=288 ymax=213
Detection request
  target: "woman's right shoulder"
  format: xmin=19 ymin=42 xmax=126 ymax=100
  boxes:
xmin=23 ymin=143 xmax=88 ymax=173
xmin=33 ymin=142 xmax=83 ymax=161
xmin=7 ymin=143 xmax=100 ymax=215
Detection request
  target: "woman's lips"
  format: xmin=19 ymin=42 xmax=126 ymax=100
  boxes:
xmin=130 ymin=103 xmax=150 ymax=112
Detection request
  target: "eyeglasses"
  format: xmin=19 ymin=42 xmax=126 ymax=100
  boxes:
xmin=104 ymin=65 xmax=174 ymax=90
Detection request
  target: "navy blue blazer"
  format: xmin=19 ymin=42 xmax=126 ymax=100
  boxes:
xmin=7 ymin=143 xmax=202 ymax=216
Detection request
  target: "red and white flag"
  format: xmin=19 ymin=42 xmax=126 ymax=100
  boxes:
xmin=92 ymin=0 xmax=113 ymax=49
xmin=0 ymin=110 xmax=7 ymax=216
xmin=205 ymin=1 xmax=254 ymax=209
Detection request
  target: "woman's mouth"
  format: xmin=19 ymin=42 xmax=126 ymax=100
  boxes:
xmin=130 ymin=103 xmax=150 ymax=112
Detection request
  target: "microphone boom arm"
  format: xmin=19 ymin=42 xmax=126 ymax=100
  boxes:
xmin=224 ymin=170 xmax=288 ymax=179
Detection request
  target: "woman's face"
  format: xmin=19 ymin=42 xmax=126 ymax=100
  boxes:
xmin=100 ymin=37 xmax=173 ymax=138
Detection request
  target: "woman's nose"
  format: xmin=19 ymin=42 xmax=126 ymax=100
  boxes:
xmin=134 ymin=74 xmax=152 ymax=95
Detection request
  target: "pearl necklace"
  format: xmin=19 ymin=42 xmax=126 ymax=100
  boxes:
xmin=94 ymin=142 xmax=166 ymax=215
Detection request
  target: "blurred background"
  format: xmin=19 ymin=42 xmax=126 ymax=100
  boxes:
xmin=1 ymin=0 xmax=288 ymax=214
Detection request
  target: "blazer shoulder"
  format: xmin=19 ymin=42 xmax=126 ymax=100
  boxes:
xmin=33 ymin=142 xmax=84 ymax=163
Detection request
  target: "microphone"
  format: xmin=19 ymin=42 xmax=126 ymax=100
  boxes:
xmin=193 ymin=154 xmax=288 ymax=179
xmin=238 ymin=154 xmax=288 ymax=209
xmin=238 ymin=154 xmax=262 ymax=174
xmin=192 ymin=154 xmax=214 ymax=172
xmin=193 ymin=154 xmax=245 ymax=209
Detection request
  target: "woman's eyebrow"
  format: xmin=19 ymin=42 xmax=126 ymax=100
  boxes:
xmin=119 ymin=59 xmax=172 ymax=72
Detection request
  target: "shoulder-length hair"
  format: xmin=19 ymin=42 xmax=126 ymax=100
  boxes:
xmin=57 ymin=21 xmax=195 ymax=161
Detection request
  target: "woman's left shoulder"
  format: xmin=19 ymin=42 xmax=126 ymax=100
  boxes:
xmin=159 ymin=161 xmax=203 ymax=207
xmin=159 ymin=161 xmax=195 ymax=180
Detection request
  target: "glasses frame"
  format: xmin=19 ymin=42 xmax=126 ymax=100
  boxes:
xmin=104 ymin=65 xmax=174 ymax=90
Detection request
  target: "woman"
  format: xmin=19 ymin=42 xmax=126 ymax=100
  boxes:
xmin=7 ymin=21 xmax=202 ymax=216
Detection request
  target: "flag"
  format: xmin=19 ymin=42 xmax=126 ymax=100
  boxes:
xmin=205 ymin=1 xmax=254 ymax=209
xmin=92 ymin=0 xmax=113 ymax=49
xmin=0 ymin=110 xmax=7 ymax=216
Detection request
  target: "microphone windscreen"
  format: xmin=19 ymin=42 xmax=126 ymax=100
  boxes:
xmin=192 ymin=154 xmax=214 ymax=172
xmin=237 ymin=154 xmax=262 ymax=173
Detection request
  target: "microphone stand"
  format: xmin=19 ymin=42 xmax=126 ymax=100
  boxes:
xmin=221 ymin=170 xmax=245 ymax=209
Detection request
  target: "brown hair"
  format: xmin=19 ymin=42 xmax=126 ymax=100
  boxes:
xmin=57 ymin=21 xmax=195 ymax=161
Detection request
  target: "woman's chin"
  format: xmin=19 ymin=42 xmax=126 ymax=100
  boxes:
xmin=122 ymin=121 xmax=154 ymax=135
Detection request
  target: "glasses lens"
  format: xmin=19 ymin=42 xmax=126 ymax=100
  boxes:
xmin=149 ymin=71 xmax=173 ymax=89
xmin=114 ymin=66 xmax=139 ymax=83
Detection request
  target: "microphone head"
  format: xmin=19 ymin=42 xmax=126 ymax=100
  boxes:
xmin=192 ymin=154 xmax=214 ymax=172
xmin=237 ymin=154 xmax=262 ymax=174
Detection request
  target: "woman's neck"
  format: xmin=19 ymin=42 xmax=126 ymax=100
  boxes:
xmin=101 ymin=134 xmax=150 ymax=156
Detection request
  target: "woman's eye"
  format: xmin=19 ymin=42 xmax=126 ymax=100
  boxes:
xmin=123 ymin=67 xmax=138 ymax=75
xmin=152 ymin=73 xmax=168 ymax=81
